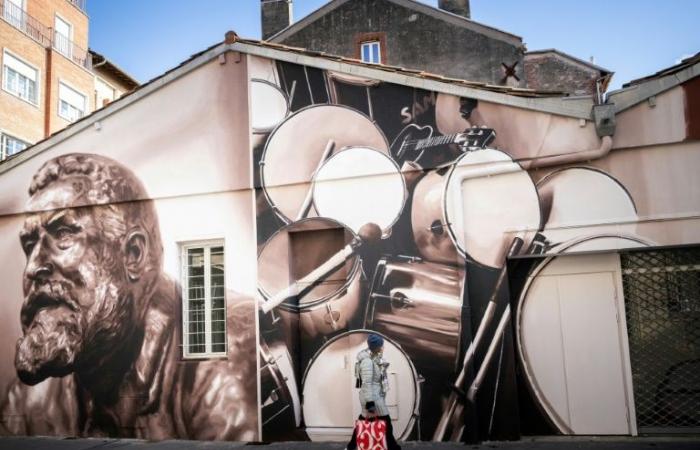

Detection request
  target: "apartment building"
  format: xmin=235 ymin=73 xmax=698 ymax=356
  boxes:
xmin=0 ymin=0 xmax=137 ymax=161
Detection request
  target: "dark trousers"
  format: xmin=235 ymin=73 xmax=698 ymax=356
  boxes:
xmin=347 ymin=414 xmax=401 ymax=450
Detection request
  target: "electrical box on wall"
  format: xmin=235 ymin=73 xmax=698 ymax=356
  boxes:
xmin=593 ymin=104 xmax=616 ymax=137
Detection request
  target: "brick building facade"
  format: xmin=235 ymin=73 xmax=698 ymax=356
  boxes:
xmin=0 ymin=0 xmax=137 ymax=160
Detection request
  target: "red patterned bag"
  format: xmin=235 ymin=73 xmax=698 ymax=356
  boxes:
xmin=355 ymin=417 xmax=388 ymax=450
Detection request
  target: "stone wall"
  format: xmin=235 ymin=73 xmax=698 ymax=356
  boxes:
xmin=275 ymin=0 xmax=524 ymax=86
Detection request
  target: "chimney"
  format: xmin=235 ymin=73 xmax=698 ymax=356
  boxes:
xmin=261 ymin=0 xmax=293 ymax=40
xmin=438 ymin=0 xmax=470 ymax=19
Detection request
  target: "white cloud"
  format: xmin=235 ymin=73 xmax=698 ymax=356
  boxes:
xmin=675 ymin=53 xmax=694 ymax=64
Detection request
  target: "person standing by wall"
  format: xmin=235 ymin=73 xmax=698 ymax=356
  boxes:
xmin=347 ymin=334 xmax=401 ymax=450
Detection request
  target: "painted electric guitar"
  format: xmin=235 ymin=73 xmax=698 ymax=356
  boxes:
xmin=391 ymin=124 xmax=496 ymax=165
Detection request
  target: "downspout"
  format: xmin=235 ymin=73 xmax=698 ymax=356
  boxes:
xmin=520 ymin=76 xmax=616 ymax=170
xmin=44 ymin=45 xmax=53 ymax=138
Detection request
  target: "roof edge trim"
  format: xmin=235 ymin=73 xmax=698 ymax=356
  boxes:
xmin=1 ymin=39 xmax=596 ymax=176
xmin=233 ymin=41 xmax=593 ymax=118
xmin=608 ymin=61 xmax=700 ymax=113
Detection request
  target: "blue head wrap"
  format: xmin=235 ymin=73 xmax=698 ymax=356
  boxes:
xmin=367 ymin=333 xmax=384 ymax=351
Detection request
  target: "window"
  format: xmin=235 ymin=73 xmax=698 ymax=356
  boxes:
xmin=3 ymin=0 xmax=25 ymax=30
xmin=361 ymin=41 xmax=381 ymax=64
xmin=54 ymin=15 xmax=72 ymax=58
xmin=0 ymin=132 xmax=29 ymax=160
xmin=94 ymin=76 xmax=116 ymax=108
xmin=182 ymin=242 xmax=226 ymax=357
xmin=58 ymin=82 xmax=86 ymax=122
xmin=2 ymin=51 xmax=38 ymax=105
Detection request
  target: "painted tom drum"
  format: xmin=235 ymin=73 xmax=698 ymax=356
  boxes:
xmin=312 ymin=147 xmax=407 ymax=236
xmin=257 ymin=218 xmax=363 ymax=342
xmin=537 ymin=167 xmax=638 ymax=246
xmin=260 ymin=105 xmax=389 ymax=223
xmin=251 ymin=79 xmax=289 ymax=149
xmin=412 ymin=148 xmax=541 ymax=268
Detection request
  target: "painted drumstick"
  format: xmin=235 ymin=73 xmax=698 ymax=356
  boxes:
xmin=467 ymin=304 xmax=511 ymax=403
xmin=432 ymin=236 xmax=523 ymax=442
xmin=446 ymin=305 xmax=512 ymax=441
xmin=296 ymin=139 xmax=336 ymax=221
xmin=260 ymin=222 xmax=381 ymax=314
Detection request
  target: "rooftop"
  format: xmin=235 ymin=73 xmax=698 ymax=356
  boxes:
xmin=1 ymin=32 xmax=598 ymax=172
xmin=623 ymin=52 xmax=700 ymax=87
xmin=268 ymin=0 xmax=523 ymax=47
xmin=90 ymin=49 xmax=140 ymax=91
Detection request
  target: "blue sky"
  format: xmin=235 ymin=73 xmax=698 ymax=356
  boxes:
xmin=88 ymin=0 xmax=700 ymax=91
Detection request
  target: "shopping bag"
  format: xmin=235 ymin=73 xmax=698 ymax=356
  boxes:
xmin=355 ymin=416 xmax=387 ymax=450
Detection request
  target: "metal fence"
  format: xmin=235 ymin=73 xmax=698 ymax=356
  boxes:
xmin=67 ymin=0 xmax=87 ymax=12
xmin=53 ymin=30 xmax=92 ymax=70
xmin=621 ymin=246 xmax=700 ymax=432
xmin=0 ymin=0 xmax=51 ymax=46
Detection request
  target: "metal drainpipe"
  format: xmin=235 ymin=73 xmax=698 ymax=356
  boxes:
xmin=44 ymin=44 xmax=52 ymax=139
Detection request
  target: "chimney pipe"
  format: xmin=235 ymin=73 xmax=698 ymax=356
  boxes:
xmin=261 ymin=0 xmax=293 ymax=40
xmin=438 ymin=0 xmax=470 ymax=19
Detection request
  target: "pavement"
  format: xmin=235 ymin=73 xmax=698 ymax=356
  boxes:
xmin=1 ymin=436 xmax=700 ymax=450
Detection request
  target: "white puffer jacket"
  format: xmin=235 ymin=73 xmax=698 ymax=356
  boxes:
xmin=356 ymin=348 xmax=389 ymax=416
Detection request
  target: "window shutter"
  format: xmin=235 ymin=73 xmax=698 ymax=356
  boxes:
xmin=3 ymin=53 xmax=37 ymax=82
xmin=59 ymin=82 xmax=85 ymax=110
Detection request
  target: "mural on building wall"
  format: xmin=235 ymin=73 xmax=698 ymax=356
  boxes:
xmin=0 ymin=49 xmax=696 ymax=443
xmin=0 ymin=153 xmax=259 ymax=440
xmin=248 ymin=55 xmax=665 ymax=442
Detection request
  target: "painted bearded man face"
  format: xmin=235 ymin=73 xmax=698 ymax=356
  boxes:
xmin=14 ymin=154 xmax=161 ymax=386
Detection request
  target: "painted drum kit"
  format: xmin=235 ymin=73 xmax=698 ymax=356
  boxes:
xmin=252 ymin=72 xmax=647 ymax=440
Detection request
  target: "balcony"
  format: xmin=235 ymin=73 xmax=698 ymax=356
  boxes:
xmin=0 ymin=0 xmax=51 ymax=46
xmin=53 ymin=30 xmax=92 ymax=70
xmin=67 ymin=0 xmax=86 ymax=13
xmin=0 ymin=0 xmax=91 ymax=70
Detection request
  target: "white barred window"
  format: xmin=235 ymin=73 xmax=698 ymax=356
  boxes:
xmin=0 ymin=132 xmax=29 ymax=159
xmin=2 ymin=51 xmax=38 ymax=105
xmin=58 ymin=82 xmax=86 ymax=122
xmin=181 ymin=242 xmax=226 ymax=357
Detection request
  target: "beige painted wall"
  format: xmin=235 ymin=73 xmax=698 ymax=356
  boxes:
xmin=613 ymin=86 xmax=687 ymax=149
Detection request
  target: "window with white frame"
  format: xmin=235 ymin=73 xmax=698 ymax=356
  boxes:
xmin=54 ymin=15 xmax=73 ymax=58
xmin=0 ymin=132 xmax=29 ymax=160
xmin=2 ymin=51 xmax=38 ymax=105
xmin=182 ymin=242 xmax=226 ymax=357
xmin=58 ymin=82 xmax=86 ymax=122
xmin=361 ymin=41 xmax=381 ymax=64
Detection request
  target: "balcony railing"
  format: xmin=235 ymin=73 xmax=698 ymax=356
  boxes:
xmin=0 ymin=0 xmax=92 ymax=70
xmin=67 ymin=0 xmax=86 ymax=13
xmin=53 ymin=31 xmax=92 ymax=70
xmin=0 ymin=0 xmax=51 ymax=46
